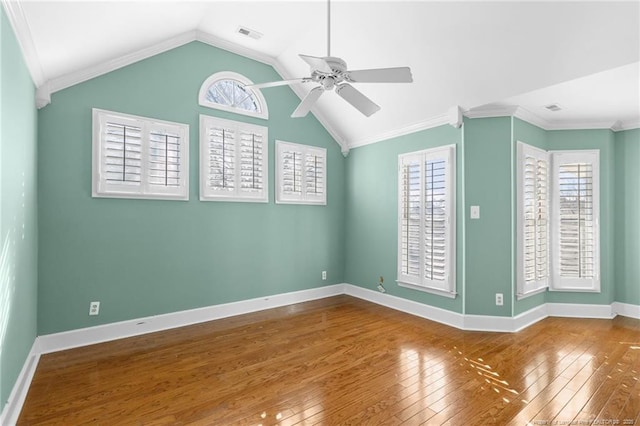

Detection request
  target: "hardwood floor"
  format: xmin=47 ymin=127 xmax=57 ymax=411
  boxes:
xmin=18 ymin=295 xmax=640 ymax=425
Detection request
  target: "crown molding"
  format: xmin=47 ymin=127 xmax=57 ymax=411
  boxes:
xmin=23 ymin=24 xmax=350 ymax=152
xmin=1 ymin=0 xmax=46 ymax=86
xmin=49 ymin=30 xmax=197 ymax=95
xmin=347 ymin=113 xmax=452 ymax=150
xmin=194 ymin=29 xmax=274 ymax=67
xmin=463 ymin=104 xmax=519 ymax=119
xmin=611 ymin=119 xmax=640 ymax=132
xmin=465 ymin=104 xmax=639 ymax=133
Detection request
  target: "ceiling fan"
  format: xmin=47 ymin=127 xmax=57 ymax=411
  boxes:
xmin=245 ymin=0 xmax=413 ymax=118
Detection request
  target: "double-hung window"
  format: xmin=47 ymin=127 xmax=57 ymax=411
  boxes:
xmin=92 ymin=109 xmax=189 ymax=200
xmin=397 ymin=145 xmax=456 ymax=298
xmin=199 ymin=115 xmax=268 ymax=202
xmin=516 ymin=142 xmax=600 ymax=298
xmin=275 ymin=140 xmax=327 ymax=205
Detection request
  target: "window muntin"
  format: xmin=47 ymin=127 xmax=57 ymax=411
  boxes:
xmin=199 ymin=72 xmax=268 ymax=120
xmin=397 ymin=145 xmax=456 ymax=298
xmin=276 ymin=141 xmax=326 ymax=205
xmin=199 ymin=115 xmax=268 ymax=203
xmin=92 ymin=109 xmax=189 ymax=200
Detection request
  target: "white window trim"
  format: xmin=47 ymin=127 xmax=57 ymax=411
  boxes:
xmin=198 ymin=71 xmax=269 ymax=120
xmin=396 ymin=144 xmax=456 ymax=298
xmin=516 ymin=142 xmax=550 ymax=300
xmin=92 ymin=109 xmax=189 ymax=201
xmin=515 ymin=144 xmax=601 ymax=296
xmin=275 ymin=140 xmax=327 ymax=206
xmin=199 ymin=115 xmax=269 ymax=203
xmin=550 ymin=149 xmax=600 ymax=293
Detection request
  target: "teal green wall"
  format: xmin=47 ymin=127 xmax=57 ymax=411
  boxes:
xmin=344 ymin=116 xmax=635 ymax=318
xmin=512 ymin=118 xmax=547 ymax=314
xmin=37 ymin=41 xmax=345 ymax=334
xmin=614 ymin=129 xmax=640 ymax=305
xmin=0 ymin=8 xmax=38 ymax=414
xmin=546 ymin=130 xmax=615 ymax=305
xmin=344 ymin=125 xmax=464 ymax=313
xmin=463 ymin=117 xmax=513 ymax=316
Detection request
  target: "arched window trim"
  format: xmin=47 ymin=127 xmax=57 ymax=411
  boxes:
xmin=198 ymin=71 xmax=269 ymax=120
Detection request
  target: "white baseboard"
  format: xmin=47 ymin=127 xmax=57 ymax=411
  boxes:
xmin=546 ymin=302 xmax=615 ymax=319
xmin=344 ymin=284 xmax=551 ymax=333
xmin=38 ymin=284 xmax=345 ymax=354
xmin=343 ymin=284 xmax=465 ymax=329
xmin=613 ymin=301 xmax=640 ymax=319
xmin=4 ymin=282 xmax=638 ymax=424
xmin=513 ymin=303 xmax=549 ymax=332
xmin=0 ymin=340 xmax=41 ymax=426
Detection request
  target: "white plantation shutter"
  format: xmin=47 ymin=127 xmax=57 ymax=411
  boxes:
xmin=199 ymin=115 xmax=268 ymax=202
xmin=276 ymin=141 xmax=327 ymax=205
xmin=103 ymin=121 xmax=142 ymax=187
xmin=92 ymin=109 xmax=189 ymax=200
xmin=399 ymin=155 xmax=421 ymax=279
xmin=551 ymin=150 xmax=600 ymax=292
xmin=425 ymin=158 xmax=447 ymax=281
xmin=305 ymin=149 xmax=325 ymax=203
xmin=239 ymin=130 xmax=265 ymax=194
xmin=397 ymin=145 xmax=456 ymax=297
xmin=516 ymin=143 xmax=549 ymax=298
xmin=281 ymin=145 xmax=303 ymax=199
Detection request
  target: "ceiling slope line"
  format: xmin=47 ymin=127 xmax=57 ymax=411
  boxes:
xmin=13 ymin=20 xmax=350 ymax=153
xmin=196 ymin=30 xmax=349 ymax=154
xmin=45 ymin=30 xmax=198 ymax=104
xmin=347 ymin=113 xmax=452 ymax=150
xmin=1 ymin=0 xmax=46 ymax=87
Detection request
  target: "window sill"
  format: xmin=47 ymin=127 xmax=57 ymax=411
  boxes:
xmin=397 ymin=280 xmax=457 ymax=299
xmin=516 ymin=287 xmax=548 ymax=300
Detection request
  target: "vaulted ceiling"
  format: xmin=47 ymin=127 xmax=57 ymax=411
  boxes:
xmin=5 ymin=1 xmax=639 ymax=151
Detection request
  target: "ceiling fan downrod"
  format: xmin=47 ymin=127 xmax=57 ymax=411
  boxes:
xmin=327 ymin=0 xmax=331 ymax=57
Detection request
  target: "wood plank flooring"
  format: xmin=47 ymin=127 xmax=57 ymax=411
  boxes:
xmin=18 ymin=295 xmax=640 ymax=425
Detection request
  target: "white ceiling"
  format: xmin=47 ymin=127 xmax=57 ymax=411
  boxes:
xmin=7 ymin=0 xmax=640 ymax=150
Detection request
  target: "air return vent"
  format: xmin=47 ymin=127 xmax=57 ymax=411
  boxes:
xmin=237 ymin=26 xmax=263 ymax=40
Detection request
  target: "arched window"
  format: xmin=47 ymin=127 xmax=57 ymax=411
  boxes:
xmin=199 ymin=72 xmax=268 ymax=119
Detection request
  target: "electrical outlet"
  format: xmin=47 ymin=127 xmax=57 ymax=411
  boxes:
xmin=495 ymin=293 xmax=503 ymax=306
xmin=377 ymin=284 xmax=386 ymax=293
xmin=322 ymin=271 xmax=327 ymax=280
xmin=89 ymin=301 xmax=100 ymax=316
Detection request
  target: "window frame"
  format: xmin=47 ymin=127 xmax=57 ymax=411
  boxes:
xmin=198 ymin=71 xmax=269 ymax=120
xmin=516 ymin=145 xmax=601 ymax=296
xmin=275 ymin=140 xmax=327 ymax=206
xmin=92 ymin=108 xmax=189 ymax=201
xmin=516 ymin=142 xmax=550 ymax=299
xmin=199 ymin=115 xmax=269 ymax=203
xmin=549 ymin=149 xmax=600 ymax=293
xmin=396 ymin=144 xmax=456 ymax=298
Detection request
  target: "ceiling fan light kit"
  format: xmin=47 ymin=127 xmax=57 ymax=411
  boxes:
xmin=246 ymin=0 xmax=413 ymax=118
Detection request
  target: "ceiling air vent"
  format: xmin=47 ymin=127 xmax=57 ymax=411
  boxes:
xmin=544 ymin=103 xmax=563 ymax=112
xmin=237 ymin=26 xmax=263 ymax=40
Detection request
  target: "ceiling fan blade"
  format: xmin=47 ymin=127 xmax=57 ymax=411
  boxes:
xmin=345 ymin=67 xmax=413 ymax=83
xmin=299 ymin=54 xmax=333 ymax=74
xmin=245 ymin=78 xmax=310 ymax=89
xmin=335 ymin=83 xmax=381 ymax=117
xmin=291 ymin=86 xmax=324 ymax=118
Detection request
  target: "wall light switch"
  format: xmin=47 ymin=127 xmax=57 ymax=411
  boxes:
xmin=470 ymin=205 xmax=480 ymax=219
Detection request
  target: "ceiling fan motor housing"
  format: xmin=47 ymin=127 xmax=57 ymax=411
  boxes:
xmin=312 ymin=56 xmax=347 ymax=90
